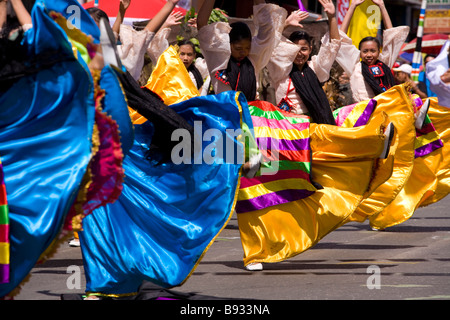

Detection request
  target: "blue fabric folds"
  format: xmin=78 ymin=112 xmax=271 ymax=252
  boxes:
xmin=79 ymin=92 xmax=248 ymax=295
xmin=0 ymin=1 xmax=95 ymax=297
xmin=100 ymin=66 xmax=134 ymax=156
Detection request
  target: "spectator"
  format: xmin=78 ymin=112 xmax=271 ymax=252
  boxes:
xmin=393 ymin=63 xmax=427 ymax=99
xmin=418 ymin=54 xmax=437 ymax=98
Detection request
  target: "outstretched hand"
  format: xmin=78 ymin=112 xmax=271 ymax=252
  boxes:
xmin=120 ymin=0 xmax=131 ymax=11
xmin=163 ymin=10 xmax=183 ymax=28
xmin=285 ymin=10 xmax=309 ymax=28
xmin=351 ymin=0 xmax=365 ymax=7
xmin=371 ymin=0 xmax=386 ymax=8
xmin=319 ymin=0 xmax=335 ymax=16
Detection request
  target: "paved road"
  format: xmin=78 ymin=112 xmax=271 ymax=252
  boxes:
xmin=15 ymin=195 xmax=450 ymax=301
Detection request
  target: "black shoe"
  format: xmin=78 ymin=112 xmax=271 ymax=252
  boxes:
xmin=380 ymin=122 xmax=394 ymax=159
xmin=415 ymin=99 xmax=430 ymax=130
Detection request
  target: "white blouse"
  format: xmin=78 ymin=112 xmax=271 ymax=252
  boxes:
xmin=115 ymin=25 xmax=155 ymax=81
xmin=197 ymin=3 xmax=287 ymax=99
xmin=426 ymin=39 xmax=450 ymax=108
xmin=335 ymin=26 xmax=410 ymax=103
xmin=266 ymin=32 xmax=342 ymax=114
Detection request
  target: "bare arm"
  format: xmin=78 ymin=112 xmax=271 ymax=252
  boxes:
xmin=0 ymin=0 xmax=7 ymax=30
xmin=112 ymin=0 xmax=130 ymax=36
xmin=339 ymin=0 xmax=364 ymax=34
xmin=10 ymin=0 xmax=32 ymax=26
xmin=372 ymin=0 xmax=392 ymax=29
xmin=144 ymin=0 xmax=179 ymax=33
xmin=319 ymin=0 xmax=339 ymax=41
xmin=284 ymin=10 xmax=309 ymax=30
xmin=197 ymin=0 xmax=214 ymax=30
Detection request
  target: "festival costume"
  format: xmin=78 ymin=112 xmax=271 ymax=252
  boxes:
xmin=113 ymin=25 xmax=155 ymax=81
xmin=147 ymin=27 xmax=209 ymax=91
xmin=367 ymin=96 xmax=448 ymax=229
xmin=267 ymin=33 xmax=341 ymax=116
xmin=197 ymin=3 xmax=286 ymax=100
xmin=139 ymin=47 xmax=395 ymax=270
xmin=336 ymin=27 xmax=410 ymax=103
xmin=0 ymin=0 xmax=99 ymax=297
xmin=236 ymin=99 xmax=393 ymax=266
xmin=0 ymin=160 xmax=9 ymax=284
xmin=337 ymin=85 xmax=417 ymax=225
xmin=418 ymin=100 xmax=450 ymax=207
xmin=426 ymin=40 xmax=450 ymax=108
xmin=77 ymin=41 xmax=256 ymax=296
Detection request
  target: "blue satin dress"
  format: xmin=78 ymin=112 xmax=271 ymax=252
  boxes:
xmin=79 ymin=91 xmax=249 ymax=296
xmin=0 ymin=0 xmax=97 ymax=297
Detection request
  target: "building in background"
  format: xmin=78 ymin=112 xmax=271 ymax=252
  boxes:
xmin=424 ymin=0 xmax=450 ymax=34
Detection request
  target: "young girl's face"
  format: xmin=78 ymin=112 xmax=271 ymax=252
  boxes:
xmin=293 ymin=39 xmax=312 ymax=68
xmin=360 ymin=40 xmax=380 ymax=66
xmin=179 ymin=44 xmax=195 ymax=69
xmin=230 ymin=39 xmax=251 ymax=62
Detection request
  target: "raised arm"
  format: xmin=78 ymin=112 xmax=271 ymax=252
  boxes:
xmin=144 ymin=0 xmax=179 ymax=33
xmin=284 ymin=9 xmax=309 ymax=30
xmin=372 ymin=0 xmax=392 ymax=29
xmin=339 ymin=0 xmax=364 ymax=34
xmin=196 ymin=0 xmax=214 ymax=30
xmin=319 ymin=0 xmax=339 ymax=40
xmin=112 ymin=0 xmax=131 ymax=36
xmin=0 ymin=0 xmax=7 ymax=31
xmin=10 ymin=0 xmax=32 ymax=27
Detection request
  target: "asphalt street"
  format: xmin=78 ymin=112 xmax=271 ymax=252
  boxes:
xmin=14 ymin=194 xmax=450 ymax=301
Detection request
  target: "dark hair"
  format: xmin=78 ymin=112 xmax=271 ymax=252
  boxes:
xmin=289 ymin=31 xmax=312 ymax=46
xmin=359 ymin=36 xmax=381 ymax=50
xmin=87 ymin=7 xmax=109 ymax=24
xmin=177 ymin=39 xmax=196 ymax=52
xmin=229 ymin=21 xmax=251 ymax=44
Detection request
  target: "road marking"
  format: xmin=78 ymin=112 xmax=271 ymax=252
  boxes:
xmin=338 ymin=260 xmax=420 ymax=265
xmin=406 ymin=295 xmax=450 ymax=300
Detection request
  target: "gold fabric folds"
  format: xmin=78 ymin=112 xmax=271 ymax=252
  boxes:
xmin=419 ymin=100 xmax=450 ymax=207
xmin=237 ymin=110 xmax=391 ymax=266
xmin=370 ymin=98 xmax=450 ymax=229
xmin=145 ymin=46 xmax=199 ymax=105
xmin=346 ymin=85 xmax=417 ymax=224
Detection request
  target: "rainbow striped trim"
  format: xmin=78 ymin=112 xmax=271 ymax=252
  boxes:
xmin=0 ymin=160 xmax=9 ymax=284
xmin=413 ymin=96 xmax=443 ymax=158
xmin=236 ymin=101 xmax=317 ymax=214
xmin=333 ymin=99 xmax=377 ymax=128
xmin=415 ymin=114 xmax=443 ymax=158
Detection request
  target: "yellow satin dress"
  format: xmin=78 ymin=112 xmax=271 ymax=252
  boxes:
xmin=369 ymin=98 xmax=450 ymax=229
xmin=344 ymin=85 xmax=417 ymax=225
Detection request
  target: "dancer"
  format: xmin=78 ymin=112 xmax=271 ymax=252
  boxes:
xmin=196 ymin=0 xmax=286 ymax=102
xmin=337 ymin=0 xmax=409 ymax=103
xmin=142 ymin=37 xmax=398 ymax=274
xmin=87 ymin=0 xmax=181 ymax=81
xmin=426 ymin=39 xmax=450 ymax=108
xmin=266 ymin=0 xmax=339 ymax=124
xmin=0 ymin=0 xmax=98 ymax=298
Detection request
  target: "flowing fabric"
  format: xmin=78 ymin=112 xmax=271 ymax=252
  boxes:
xmin=342 ymin=85 xmax=417 ymax=223
xmin=145 ymin=46 xmax=200 ymax=106
xmin=369 ymin=97 xmax=448 ymax=229
xmin=79 ymin=91 xmax=248 ymax=296
xmin=334 ymin=87 xmax=448 ymax=229
xmin=0 ymin=160 xmax=9 ymax=284
xmin=237 ymin=101 xmax=391 ymax=266
xmin=236 ymin=101 xmax=317 ymax=214
xmin=65 ymin=67 xmax=126 ymax=233
xmin=0 ymin=1 xmax=95 ymax=297
xmin=418 ymin=100 xmax=450 ymax=207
